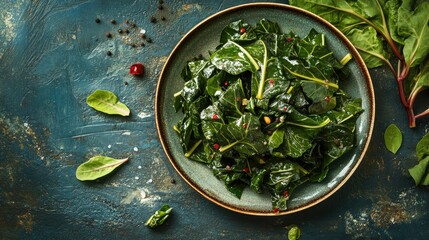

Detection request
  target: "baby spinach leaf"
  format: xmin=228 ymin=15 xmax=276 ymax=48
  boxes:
xmin=86 ymin=90 xmax=130 ymax=116
xmin=76 ymin=156 xmax=129 ymax=181
xmin=416 ymin=132 xmax=429 ymax=161
xmin=384 ymin=124 xmax=403 ymax=154
xmin=145 ymin=204 xmax=173 ymax=228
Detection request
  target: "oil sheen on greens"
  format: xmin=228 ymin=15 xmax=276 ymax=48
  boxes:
xmin=173 ymin=19 xmax=363 ymax=211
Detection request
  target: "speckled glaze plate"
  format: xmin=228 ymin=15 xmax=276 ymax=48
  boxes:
xmin=155 ymin=3 xmax=375 ymax=216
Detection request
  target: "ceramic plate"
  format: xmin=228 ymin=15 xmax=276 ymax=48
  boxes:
xmin=155 ymin=3 xmax=375 ymax=216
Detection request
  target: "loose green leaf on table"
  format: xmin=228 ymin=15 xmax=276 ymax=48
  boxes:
xmin=384 ymin=124 xmax=402 ymax=154
xmin=286 ymin=224 xmax=301 ymax=240
xmin=145 ymin=204 xmax=173 ymax=228
xmin=408 ymin=132 xmax=429 ymax=186
xmin=416 ymin=132 xmax=429 ymax=160
xmin=76 ymin=156 xmax=129 ymax=181
xmin=86 ymin=89 xmax=130 ymax=116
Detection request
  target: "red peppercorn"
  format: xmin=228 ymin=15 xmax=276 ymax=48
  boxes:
xmin=129 ymin=63 xmax=144 ymax=75
xmin=283 ymin=190 xmax=289 ymax=198
xmin=325 ymin=96 xmax=331 ymax=102
xmin=283 ymin=107 xmax=288 ymax=111
xmin=243 ymin=167 xmax=249 ymax=173
xmin=239 ymin=27 xmax=246 ymax=34
xmin=273 ymin=208 xmax=280 ymax=214
xmin=287 ymin=37 xmax=294 ymax=42
xmin=212 ymin=113 xmax=219 ymax=120
xmin=269 ymin=79 xmax=275 ymax=86
xmin=224 ymin=81 xmax=229 ymax=86
xmin=213 ymin=143 xmax=220 ymax=150
xmin=242 ymin=123 xmax=248 ymax=129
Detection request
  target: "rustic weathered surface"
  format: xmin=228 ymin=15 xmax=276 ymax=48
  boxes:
xmin=1 ymin=0 xmax=428 ymax=239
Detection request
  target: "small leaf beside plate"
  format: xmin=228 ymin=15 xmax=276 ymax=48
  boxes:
xmin=86 ymin=89 xmax=130 ymax=116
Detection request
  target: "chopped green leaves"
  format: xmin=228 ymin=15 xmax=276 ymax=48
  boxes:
xmin=173 ymin=19 xmax=362 ymax=211
xmin=86 ymin=90 xmax=130 ymax=116
xmin=145 ymin=204 xmax=173 ymax=228
xmin=384 ymin=124 xmax=403 ymax=154
xmin=76 ymin=156 xmax=129 ymax=181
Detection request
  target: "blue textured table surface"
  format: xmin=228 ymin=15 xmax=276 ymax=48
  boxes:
xmin=1 ymin=1 xmax=428 ymax=239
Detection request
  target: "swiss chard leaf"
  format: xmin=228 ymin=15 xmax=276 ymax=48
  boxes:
xmin=346 ymin=26 xmax=390 ymax=68
xmin=399 ymin=1 xmax=429 ymax=67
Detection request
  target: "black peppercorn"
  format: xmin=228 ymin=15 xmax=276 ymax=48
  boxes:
xmin=118 ymin=29 xmax=123 ymax=34
xmin=146 ymin=38 xmax=152 ymax=43
xmin=171 ymin=179 xmax=176 ymax=184
xmin=150 ymin=16 xmax=157 ymax=23
xmin=105 ymin=32 xmax=112 ymax=38
xmin=161 ymin=16 xmax=166 ymax=21
xmin=106 ymin=51 xmax=112 ymax=56
xmin=124 ymin=28 xmax=129 ymax=34
xmin=110 ymin=19 xmax=116 ymax=24
xmin=140 ymin=42 xmax=145 ymax=47
xmin=95 ymin=18 xmax=101 ymax=23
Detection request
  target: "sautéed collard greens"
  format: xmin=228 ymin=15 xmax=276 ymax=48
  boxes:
xmin=173 ymin=19 xmax=363 ymax=212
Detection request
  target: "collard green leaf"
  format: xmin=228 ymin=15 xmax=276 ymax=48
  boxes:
xmin=145 ymin=204 xmax=173 ymax=228
xmin=321 ymin=124 xmax=355 ymax=167
xmin=76 ymin=156 xmax=129 ymax=181
xmin=250 ymin=168 xmax=268 ymax=193
xmin=210 ymin=40 xmax=260 ymax=75
xmin=217 ymin=79 xmax=245 ymax=118
xmin=217 ymin=113 xmax=269 ymax=156
xmin=273 ymin=126 xmax=317 ymax=158
xmin=255 ymin=18 xmax=281 ymax=35
xmin=384 ymin=124 xmax=403 ymax=154
xmin=268 ymin=128 xmax=285 ymax=150
xmin=86 ymin=90 xmax=130 ymax=116
xmin=416 ymin=132 xmax=429 ymax=161
xmin=220 ymin=20 xmax=257 ymax=44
